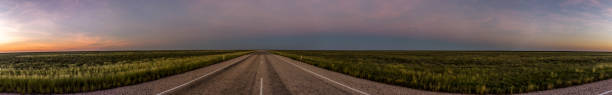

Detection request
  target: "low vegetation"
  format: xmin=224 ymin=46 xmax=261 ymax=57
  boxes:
xmin=272 ymin=50 xmax=612 ymax=94
xmin=0 ymin=50 xmax=251 ymax=94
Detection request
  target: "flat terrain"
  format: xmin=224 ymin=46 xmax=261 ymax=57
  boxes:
xmin=272 ymin=50 xmax=612 ymax=94
xmin=53 ymin=51 xmax=459 ymax=95
xmin=1 ymin=50 xmax=612 ymax=95
xmin=0 ymin=50 xmax=250 ymax=93
xmin=168 ymin=51 xmax=444 ymax=95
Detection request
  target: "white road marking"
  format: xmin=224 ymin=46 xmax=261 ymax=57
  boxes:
xmin=260 ymin=78 xmax=264 ymax=95
xmin=157 ymin=55 xmax=248 ymax=95
xmin=259 ymin=57 xmax=264 ymax=95
xmin=600 ymin=90 xmax=612 ymax=95
xmin=276 ymin=55 xmax=371 ymax=95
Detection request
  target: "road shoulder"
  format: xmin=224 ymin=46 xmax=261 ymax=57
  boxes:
xmin=64 ymin=54 xmax=253 ymax=95
xmin=272 ymin=54 xmax=462 ymax=95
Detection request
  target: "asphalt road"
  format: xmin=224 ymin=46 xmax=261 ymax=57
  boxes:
xmin=160 ymin=51 xmax=612 ymax=95
xmin=159 ymin=51 xmax=612 ymax=95
xmin=2 ymin=51 xmax=610 ymax=95
xmin=168 ymin=51 xmax=362 ymax=95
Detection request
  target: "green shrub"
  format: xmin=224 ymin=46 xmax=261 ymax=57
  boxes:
xmin=271 ymin=50 xmax=612 ymax=94
xmin=0 ymin=50 xmax=251 ymax=94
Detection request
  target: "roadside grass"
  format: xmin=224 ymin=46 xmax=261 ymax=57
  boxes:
xmin=271 ymin=50 xmax=612 ymax=94
xmin=0 ymin=50 xmax=251 ymax=94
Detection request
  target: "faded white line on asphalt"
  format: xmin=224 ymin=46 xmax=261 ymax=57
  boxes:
xmin=276 ymin=55 xmax=371 ymax=95
xmin=260 ymin=78 xmax=264 ymax=95
xmin=157 ymin=55 xmax=247 ymax=95
xmin=600 ymin=90 xmax=612 ymax=95
xmin=259 ymin=57 xmax=263 ymax=95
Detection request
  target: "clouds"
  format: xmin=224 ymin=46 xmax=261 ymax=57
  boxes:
xmin=0 ymin=0 xmax=611 ymax=52
xmin=0 ymin=0 xmax=127 ymax=52
xmin=561 ymin=0 xmax=604 ymax=8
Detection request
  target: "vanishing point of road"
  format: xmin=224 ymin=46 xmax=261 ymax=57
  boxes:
xmin=3 ymin=51 xmax=612 ymax=95
xmin=73 ymin=51 xmax=451 ymax=95
xmin=160 ymin=51 xmax=412 ymax=95
xmin=155 ymin=51 xmax=612 ymax=95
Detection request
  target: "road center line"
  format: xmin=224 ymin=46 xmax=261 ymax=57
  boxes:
xmin=276 ymin=55 xmax=370 ymax=95
xmin=157 ymin=55 xmax=247 ymax=95
xmin=600 ymin=90 xmax=612 ymax=95
xmin=260 ymin=78 xmax=264 ymax=95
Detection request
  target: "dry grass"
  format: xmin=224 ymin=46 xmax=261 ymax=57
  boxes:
xmin=272 ymin=50 xmax=612 ymax=94
xmin=0 ymin=50 xmax=251 ymax=94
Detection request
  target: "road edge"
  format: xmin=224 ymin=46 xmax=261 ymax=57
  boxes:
xmin=157 ymin=54 xmax=254 ymax=95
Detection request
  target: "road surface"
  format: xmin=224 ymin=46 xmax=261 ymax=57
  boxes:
xmin=1 ymin=51 xmax=611 ymax=95
xmin=160 ymin=51 xmax=612 ymax=95
xmin=164 ymin=51 xmax=444 ymax=95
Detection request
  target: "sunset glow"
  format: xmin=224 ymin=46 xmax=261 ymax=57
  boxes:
xmin=0 ymin=24 xmax=16 ymax=45
xmin=0 ymin=0 xmax=611 ymax=52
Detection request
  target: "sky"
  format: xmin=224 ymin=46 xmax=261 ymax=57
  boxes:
xmin=0 ymin=0 xmax=611 ymax=52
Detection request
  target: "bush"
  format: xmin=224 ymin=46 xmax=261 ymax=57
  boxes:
xmin=271 ymin=50 xmax=612 ymax=94
xmin=0 ymin=50 xmax=251 ymax=94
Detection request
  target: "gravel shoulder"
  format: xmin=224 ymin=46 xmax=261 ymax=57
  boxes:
xmin=272 ymin=53 xmax=612 ymax=95
xmin=2 ymin=51 xmax=611 ymax=95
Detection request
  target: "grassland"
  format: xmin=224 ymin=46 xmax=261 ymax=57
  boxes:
xmin=272 ymin=50 xmax=612 ymax=94
xmin=0 ymin=50 xmax=251 ymax=94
